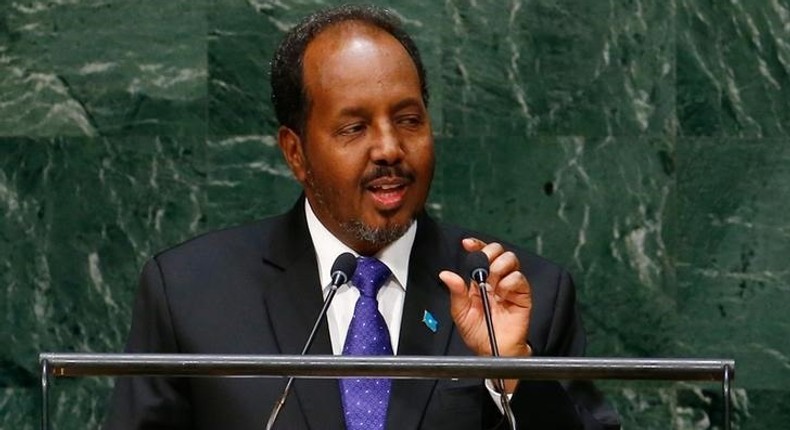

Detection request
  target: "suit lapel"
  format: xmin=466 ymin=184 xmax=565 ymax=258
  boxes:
xmin=261 ymin=205 xmax=459 ymax=429
xmin=387 ymin=214 xmax=455 ymax=430
xmin=261 ymin=200 xmax=344 ymax=429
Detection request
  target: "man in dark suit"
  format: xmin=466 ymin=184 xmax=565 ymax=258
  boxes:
xmin=104 ymin=4 xmax=618 ymax=429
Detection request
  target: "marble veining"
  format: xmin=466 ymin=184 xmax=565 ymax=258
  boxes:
xmin=2 ymin=0 xmax=789 ymax=428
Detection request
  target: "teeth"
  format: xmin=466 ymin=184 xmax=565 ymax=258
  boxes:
xmin=371 ymin=184 xmax=401 ymax=191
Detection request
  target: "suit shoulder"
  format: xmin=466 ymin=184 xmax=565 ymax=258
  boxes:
xmin=151 ymin=214 xmax=285 ymax=266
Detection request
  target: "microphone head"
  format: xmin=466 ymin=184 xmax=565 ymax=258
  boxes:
xmin=330 ymin=252 xmax=357 ymax=286
xmin=465 ymin=251 xmax=490 ymax=283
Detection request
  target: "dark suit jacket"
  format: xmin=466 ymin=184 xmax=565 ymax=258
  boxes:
xmin=103 ymin=201 xmax=618 ymax=429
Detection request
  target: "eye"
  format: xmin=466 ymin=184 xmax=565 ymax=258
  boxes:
xmin=396 ymin=114 xmax=423 ymax=128
xmin=337 ymin=122 xmax=366 ymax=136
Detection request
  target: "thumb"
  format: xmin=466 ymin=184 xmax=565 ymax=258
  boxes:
xmin=439 ymin=270 xmax=469 ymax=303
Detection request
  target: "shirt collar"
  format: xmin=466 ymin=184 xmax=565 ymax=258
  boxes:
xmin=304 ymin=198 xmax=416 ymax=290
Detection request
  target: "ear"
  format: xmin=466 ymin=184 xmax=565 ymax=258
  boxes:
xmin=278 ymin=126 xmax=307 ymax=183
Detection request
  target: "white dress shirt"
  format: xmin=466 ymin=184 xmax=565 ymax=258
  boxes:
xmin=304 ymin=200 xmax=512 ymax=410
xmin=305 ymin=200 xmax=415 ymax=354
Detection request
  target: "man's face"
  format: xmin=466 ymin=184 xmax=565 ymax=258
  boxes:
xmin=280 ymin=22 xmax=434 ymax=255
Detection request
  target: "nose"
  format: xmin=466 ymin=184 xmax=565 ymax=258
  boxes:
xmin=370 ymin=122 xmax=405 ymax=166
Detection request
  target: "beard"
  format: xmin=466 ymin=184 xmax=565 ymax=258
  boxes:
xmin=305 ymin=166 xmax=415 ymax=249
xmin=340 ymin=217 xmax=413 ymax=248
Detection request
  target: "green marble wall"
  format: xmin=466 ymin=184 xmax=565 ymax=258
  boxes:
xmin=2 ymin=0 xmax=789 ymax=428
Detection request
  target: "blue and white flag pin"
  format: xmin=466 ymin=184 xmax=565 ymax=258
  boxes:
xmin=422 ymin=310 xmax=439 ymax=333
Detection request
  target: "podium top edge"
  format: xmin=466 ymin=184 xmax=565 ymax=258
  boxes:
xmin=38 ymin=353 xmax=736 ymax=366
xmin=38 ymin=353 xmax=735 ymax=382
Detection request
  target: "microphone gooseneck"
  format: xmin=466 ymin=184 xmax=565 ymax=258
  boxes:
xmin=464 ymin=251 xmax=517 ymax=430
xmin=265 ymin=252 xmax=357 ymax=430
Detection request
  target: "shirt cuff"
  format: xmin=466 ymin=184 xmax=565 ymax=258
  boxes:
xmin=485 ymin=379 xmax=514 ymax=414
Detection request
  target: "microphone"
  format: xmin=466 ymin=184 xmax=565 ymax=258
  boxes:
xmin=330 ymin=252 xmax=356 ymax=288
xmin=464 ymin=251 xmax=517 ymax=430
xmin=464 ymin=251 xmax=499 ymax=357
xmin=265 ymin=252 xmax=357 ymax=430
xmin=466 ymin=250 xmax=490 ymax=285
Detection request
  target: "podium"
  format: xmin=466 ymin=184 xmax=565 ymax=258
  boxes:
xmin=39 ymin=353 xmax=735 ymax=429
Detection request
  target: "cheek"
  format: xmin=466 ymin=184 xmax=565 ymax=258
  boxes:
xmin=308 ymin=156 xmax=363 ymax=196
xmin=412 ymin=143 xmax=435 ymax=176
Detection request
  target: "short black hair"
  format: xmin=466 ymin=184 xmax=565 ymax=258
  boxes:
xmin=270 ymin=4 xmax=429 ymax=136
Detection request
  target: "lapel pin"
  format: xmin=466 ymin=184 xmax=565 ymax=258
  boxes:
xmin=422 ymin=310 xmax=438 ymax=333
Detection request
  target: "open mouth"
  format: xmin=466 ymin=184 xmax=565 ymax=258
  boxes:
xmin=366 ymin=178 xmax=411 ymax=210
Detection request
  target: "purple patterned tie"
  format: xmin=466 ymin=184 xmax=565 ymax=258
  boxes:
xmin=340 ymin=256 xmax=393 ymax=430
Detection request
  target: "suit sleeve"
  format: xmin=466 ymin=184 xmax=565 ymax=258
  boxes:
xmin=546 ymin=270 xmax=620 ymax=429
xmin=544 ymin=269 xmax=585 ymax=356
xmin=483 ymin=269 xmax=620 ymax=430
xmin=102 ymin=258 xmax=193 ymax=430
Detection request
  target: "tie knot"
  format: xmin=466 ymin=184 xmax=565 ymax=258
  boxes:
xmin=351 ymin=256 xmax=391 ymax=298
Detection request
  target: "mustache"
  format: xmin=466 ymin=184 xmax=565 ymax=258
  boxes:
xmin=361 ymin=165 xmax=415 ymax=185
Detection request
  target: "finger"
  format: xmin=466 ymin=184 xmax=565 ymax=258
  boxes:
xmin=462 ymin=237 xmax=486 ymax=252
xmin=479 ymin=242 xmax=506 ymax=264
xmin=487 ymin=250 xmax=519 ymax=287
xmin=492 ymin=271 xmax=532 ymax=308
xmin=462 ymin=238 xmax=507 ymax=266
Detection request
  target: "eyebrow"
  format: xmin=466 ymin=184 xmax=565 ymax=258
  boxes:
xmin=337 ymin=106 xmax=369 ymax=118
xmin=335 ymin=97 xmax=425 ymax=119
xmin=390 ymin=97 xmax=424 ymax=113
